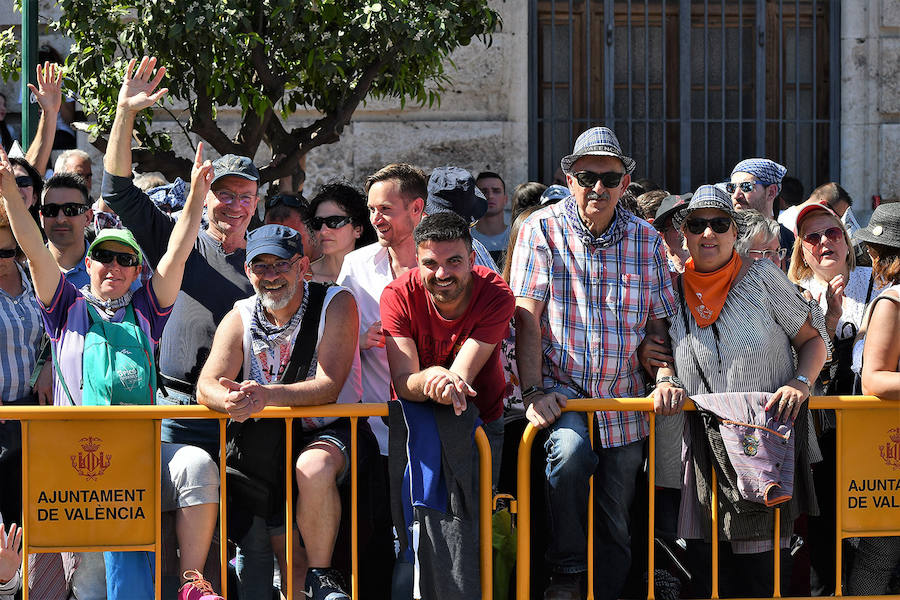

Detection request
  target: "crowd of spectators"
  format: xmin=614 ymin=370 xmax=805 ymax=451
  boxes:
xmin=0 ymin=54 xmax=897 ymax=600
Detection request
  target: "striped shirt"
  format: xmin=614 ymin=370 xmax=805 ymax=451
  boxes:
xmin=670 ymin=258 xmax=829 ymax=552
xmin=0 ymin=263 xmax=43 ymax=404
xmin=509 ymin=197 xmax=676 ymax=447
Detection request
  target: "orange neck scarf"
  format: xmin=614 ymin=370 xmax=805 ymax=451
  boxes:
xmin=682 ymin=251 xmax=741 ymax=328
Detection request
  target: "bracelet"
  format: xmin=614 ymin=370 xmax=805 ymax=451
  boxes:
xmin=655 ymin=375 xmax=685 ymax=389
xmin=794 ymin=374 xmax=811 ymax=388
xmin=521 ymin=385 xmax=542 ymax=401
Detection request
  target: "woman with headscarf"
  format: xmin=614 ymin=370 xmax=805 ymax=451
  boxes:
xmin=652 ymin=185 xmax=829 ymax=597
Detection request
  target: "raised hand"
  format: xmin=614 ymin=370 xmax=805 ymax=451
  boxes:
xmin=117 ymin=56 xmax=168 ymax=114
xmin=0 ymin=145 xmax=22 ymax=203
xmin=0 ymin=522 xmax=23 ymax=585
xmin=190 ymin=142 xmax=214 ymax=198
xmin=26 ymin=62 xmax=63 ymax=115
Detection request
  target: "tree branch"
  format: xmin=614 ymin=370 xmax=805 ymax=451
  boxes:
xmin=259 ymin=48 xmax=401 ymax=184
xmin=189 ymin=86 xmax=241 ymax=156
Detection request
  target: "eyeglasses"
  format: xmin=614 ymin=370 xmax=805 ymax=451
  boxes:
xmin=90 ymin=248 xmax=140 ymax=267
xmin=724 ymin=181 xmax=765 ymax=194
xmin=0 ymin=248 xmax=17 ymax=259
xmin=248 ymin=257 xmax=299 ymax=276
xmin=15 ymin=176 xmax=33 ymax=188
xmin=571 ymin=171 xmax=625 ymax=189
xmin=802 ymin=226 xmax=844 ymax=246
xmin=39 ymin=203 xmax=89 ymax=218
xmin=265 ymin=194 xmax=307 ymax=211
xmin=748 ymin=248 xmax=787 ymax=261
xmin=213 ymin=190 xmax=257 ymax=206
xmin=684 ymin=217 xmax=733 ymax=235
xmin=310 ymin=215 xmax=353 ymax=231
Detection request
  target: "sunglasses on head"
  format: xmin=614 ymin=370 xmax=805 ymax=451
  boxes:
xmin=90 ymin=248 xmax=140 ymax=267
xmin=248 ymin=257 xmax=299 ymax=276
xmin=311 ymin=215 xmax=352 ymax=231
xmin=685 ymin=216 xmax=733 ymax=235
xmin=724 ymin=181 xmax=765 ymax=194
xmin=571 ymin=170 xmax=625 ymax=189
xmin=802 ymin=226 xmax=844 ymax=246
xmin=15 ymin=176 xmax=33 ymax=188
xmin=265 ymin=194 xmax=307 ymax=211
xmin=0 ymin=248 xmax=17 ymax=259
xmin=39 ymin=203 xmax=89 ymax=218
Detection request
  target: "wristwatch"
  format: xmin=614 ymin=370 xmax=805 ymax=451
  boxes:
xmin=655 ymin=375 xmax=685 ymax=389
xmin=794 ymin=374 xmax=811 ymax=388
xmin=521 ymin=385 xmax=542 ymax=401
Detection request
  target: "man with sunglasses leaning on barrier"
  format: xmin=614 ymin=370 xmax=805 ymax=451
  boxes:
xmin=508 ymin=127 xmax=677 ymax=600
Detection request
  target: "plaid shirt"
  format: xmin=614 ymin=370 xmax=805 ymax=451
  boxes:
xmin=509 ymin=197 xmax=676 ymax=447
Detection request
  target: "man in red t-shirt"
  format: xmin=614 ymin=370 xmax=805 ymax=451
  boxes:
xmin=380 ymin=210 xmax=515 ymax=484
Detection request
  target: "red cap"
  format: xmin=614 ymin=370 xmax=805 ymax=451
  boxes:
xmin=794 ymin=200 xmax=841 ymax=235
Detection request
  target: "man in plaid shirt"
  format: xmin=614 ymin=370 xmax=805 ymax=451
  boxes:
xmin=509 ymin=126 xmax=677 ymax=600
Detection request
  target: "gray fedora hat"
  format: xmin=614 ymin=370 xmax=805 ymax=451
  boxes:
xmin=673 ymin=185 xmax=746 ymax=237
xmin=854 ymin=202 xmax=900 ymax=249
xmin=560 ymin=127 xmax=636 ymax=175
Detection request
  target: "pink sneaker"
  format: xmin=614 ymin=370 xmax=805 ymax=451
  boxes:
xmin=178 ymin=570 xmax=224 ymax=600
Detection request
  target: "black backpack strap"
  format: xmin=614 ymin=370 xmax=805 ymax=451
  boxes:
xmin=279 ymin=282 xmax=330 ymax=384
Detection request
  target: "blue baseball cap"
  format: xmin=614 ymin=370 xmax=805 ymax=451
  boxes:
xmin=245 ymin=225 xmax=303 ymax=263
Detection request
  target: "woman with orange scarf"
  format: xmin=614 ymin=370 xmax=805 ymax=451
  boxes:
xmin=652 ymin=185 xmax=829 ymax=597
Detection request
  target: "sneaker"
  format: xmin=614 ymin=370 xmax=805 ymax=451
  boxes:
xmin=304 ymin=567 xmax=350 ymax=600
xmin=543 ymin=572 xmax=583 ymax=600
xmin=178 ymin=570 xmax=224 ymax=600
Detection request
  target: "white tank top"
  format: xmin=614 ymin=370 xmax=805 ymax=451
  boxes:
xmin=235 ymin=285 xmax=362 ymax=430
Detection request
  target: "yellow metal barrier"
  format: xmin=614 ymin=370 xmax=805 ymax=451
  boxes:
xmin=516 ymin=396 xmax=900 ymax=600
xmin=1 ymin=403 xmax=494 ymax=600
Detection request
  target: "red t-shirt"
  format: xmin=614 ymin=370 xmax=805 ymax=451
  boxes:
xmin=380 ymin=265 xmax=515 ymax=423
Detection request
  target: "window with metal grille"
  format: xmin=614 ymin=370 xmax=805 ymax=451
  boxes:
xmin=529 ymin=0 xmax=840 ymax=199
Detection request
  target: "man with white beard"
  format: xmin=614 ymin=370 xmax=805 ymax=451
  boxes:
xmin=198 ymin=224 xmax=370 ymax=600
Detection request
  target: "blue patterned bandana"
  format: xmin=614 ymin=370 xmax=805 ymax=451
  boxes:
xmin=731 ymin=158 xmax=787 ymax=192
xmin=564 ymin=196 xmax=628 ymax=249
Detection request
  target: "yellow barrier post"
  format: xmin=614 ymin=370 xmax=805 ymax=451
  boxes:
xmin=218 ymin=418 xmax=228 ymax=599
xmin=835 ymin=409 xmax=843 ymax=597
xmin=588 ymin=411 xmax=595 ymax=600
xmin=647 ymin=411 xmax=656 ymax=600
xmin=711 ymin=468 xmax=719 ymax=599
xmin=516 ymin=423 xmax=537 ymax=599
xmin=285 ymin=416 xmax=294 ymax=600
xmin=155 ymin=420 xmax=162 ymax=597
xmin=351 ymin=416 xmax=359 ymax=598
xmin=21 ymin=421 xmax=29 ymax=600
xmin=773 ymin=508 xmax=781 ymax=598
xmin=474 ymin=425 xmax=493 ymax=599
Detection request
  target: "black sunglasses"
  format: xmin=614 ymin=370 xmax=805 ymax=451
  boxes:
xmin=15 ymin=176 xmax=33 ymax=188
xmin=685 ymin=217 xmax=733 ymax=235
xmin=39 ymin=203 xmax=89 ymax=218
xmin=265 ymin=194 xmax=307 ymax=211
xmin=311 ymin=215 xmax=353 ymax=231
xmin=572 ymin=170 xmax=625 ymax=189
xmin=90 ymin=248 xmax=140 ymax=267
xmin=0 ymin=248 xmax=17 ymax=259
